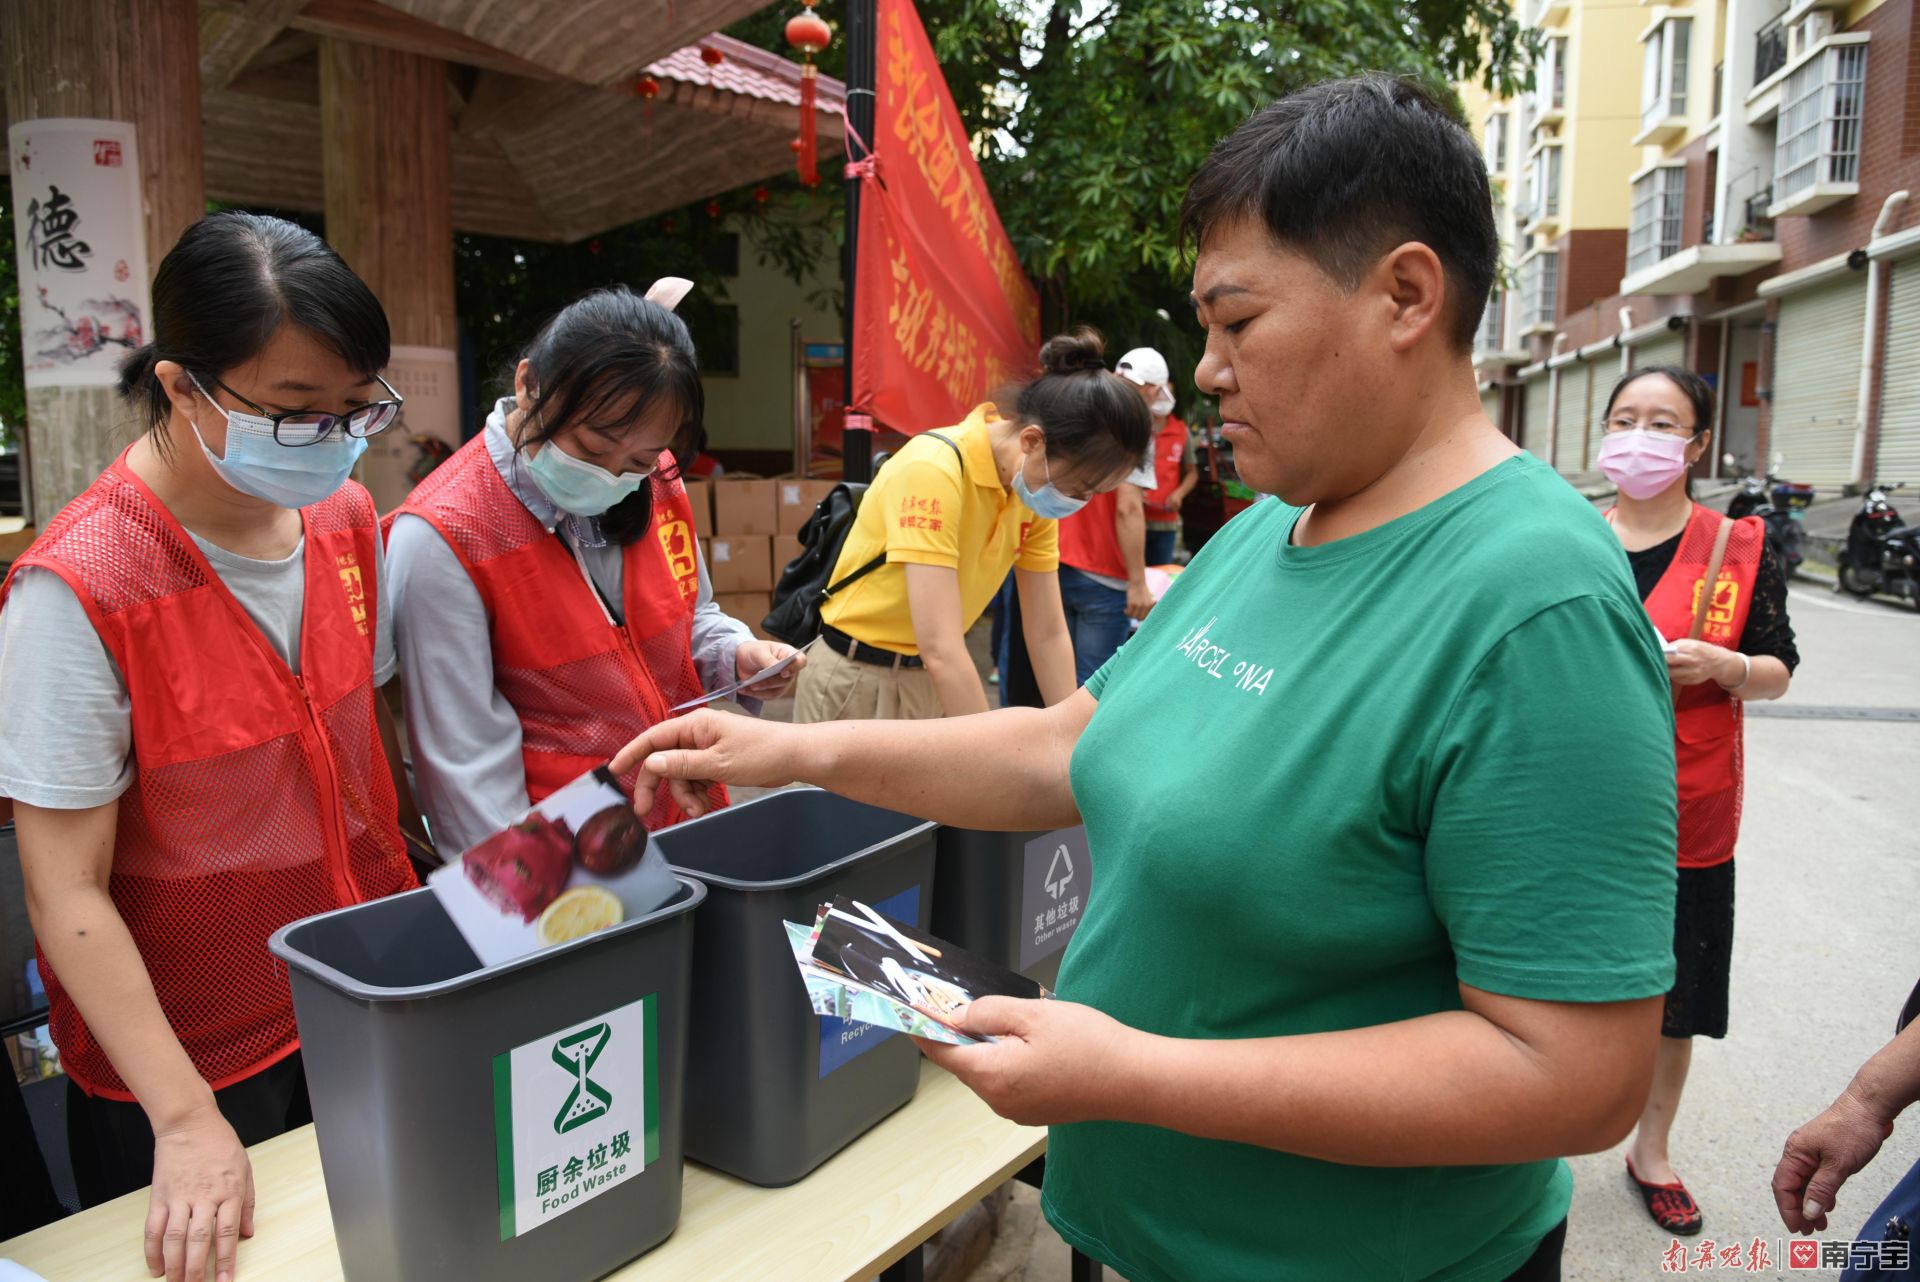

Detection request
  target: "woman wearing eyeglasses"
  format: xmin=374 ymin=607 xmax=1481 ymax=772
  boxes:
xmin=385 ymin=285 xmax=802 ymax=855
xmin=0 ymin=213 xmax=419 ymax=1279
xmin=1596 ymin=365 xmax=1798 ymax=1237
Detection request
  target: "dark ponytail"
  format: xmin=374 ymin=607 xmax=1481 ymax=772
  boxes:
xmin=1000 ymin=328 xmax=1152 ymax=478
xmin=119 ymin=212 xmax=390 ymax=445
xmin=513 ymin=286 xmax=704 ymax=546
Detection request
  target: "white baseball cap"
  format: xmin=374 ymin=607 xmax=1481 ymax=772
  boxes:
xmin=1115 ymin=347 xmax=1170 ymax=389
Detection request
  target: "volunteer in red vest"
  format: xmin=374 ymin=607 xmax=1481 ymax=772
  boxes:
xmin=0 ymin=212 xmax=419 ymax=1279
xmin=1053 ymin=349 xmax=1162 ymax=686
xmin=796 ymin=330 xmax=1151 ymax=722
xmin=386 ymin=284 xmax=801 ymax=856
xmin=1126 ymin=349 xmax=1199 ymax=567
xmin=1600 ymin=365 xmax=1797 ymax=1235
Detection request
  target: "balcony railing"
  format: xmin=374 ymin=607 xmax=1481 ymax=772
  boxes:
xmin=1754 ymin=16 xmax=1788 ymax=84
xmin=1741 ymin=187 xmax=1776 ymax=239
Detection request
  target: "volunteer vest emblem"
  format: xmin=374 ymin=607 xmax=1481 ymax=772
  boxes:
xmin=336 ymin=553 xmax=369 ymax=636
xmin=1688 ymin=575 xmax=1741 ymax=641
xmin=655 ymin=516 xmax=697 ymax=598
xmin=553 ymin=1022 xmax=613 ymax=1134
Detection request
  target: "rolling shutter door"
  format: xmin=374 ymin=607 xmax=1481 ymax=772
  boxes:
xmin=1524 ymin=377 xmax=1553 ymax=459
xmin=1554 ymin=363 xmax=1591 ymax=473
xmin=1875 ymin=260 xmax=1920 ymax=484
xmin=1771 ymin=278 xmax=1866 ymax=486
xmin=1631 ymin=331 xmax=1686 ymax=374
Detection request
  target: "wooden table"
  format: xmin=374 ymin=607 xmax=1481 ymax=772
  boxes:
xmin=0 ymin=1061 xmax=1050 ymax=1282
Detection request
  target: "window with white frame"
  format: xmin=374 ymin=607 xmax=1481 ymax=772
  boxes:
xmin=1521 ymin=252 xmax=1559 ymax=329
xmin=1486 ymin=112 xmax=1509 ymax=175
xmin=1527 ymin=144 xmax=1563 ymax=221
xmin=1541 ymin=38 xmax=1567 ymax=113
xmin=1640 ymin=18 xmax=1692 ymax=130
xmin=1627 ymin=167 xmax=1687 ymax=273
xmin=1476 ymin=289 xmax=1506 ymax=353
xmin=1774 ymin=43 xmax=1868 ymax=206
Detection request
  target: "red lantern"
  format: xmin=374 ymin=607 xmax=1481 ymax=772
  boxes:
xmin=634 ymin=73 xmax=661 ymax=123
xmin=705 ymin=199 xmax=723 ymax=222
xmin=785 ymin=1 xmax=831 ymax=186
xmin=753 ymin=185 xmax=770 ymax=205
xmin=661 ymin=216 xmax=678 ymax=235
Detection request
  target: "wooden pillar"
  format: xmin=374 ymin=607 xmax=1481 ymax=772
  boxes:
xmin=0 ymin=0 xmax=204 ymax=526
xmin=319 ymin=39 xmax=460 ymax=513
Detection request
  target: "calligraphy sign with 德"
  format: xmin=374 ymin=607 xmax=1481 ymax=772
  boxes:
xmin=852 ymin=0 xmax=1040 ymax=435
xmin=8 ymin=119 xmax=153 ymax=390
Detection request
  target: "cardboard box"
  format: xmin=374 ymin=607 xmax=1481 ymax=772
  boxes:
xmin=713 ymin=592 xmax=774 ymax=641
xmin=707 ymin=535 xmax=774 ymax=594
xmin=775 ymin=479 xmax=837 ymax=535
xmin=683 ymin=480 xmax=713 ymax=539
xmin=711 ymin=478 xmax=779 ymax=536
xmin=771 ymin=534 xmax=804 ymax=582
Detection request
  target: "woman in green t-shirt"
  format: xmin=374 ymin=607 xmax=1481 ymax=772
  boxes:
xmin=614 ymin=76 xmax=1679 ymax=1282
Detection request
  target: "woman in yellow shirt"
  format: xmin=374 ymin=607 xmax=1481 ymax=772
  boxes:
xmin=798 ymin=331 xmax=1152 ymax=721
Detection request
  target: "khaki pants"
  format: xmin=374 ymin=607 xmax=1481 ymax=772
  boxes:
xmin=794 ymin=641 xmax=945 ymax=722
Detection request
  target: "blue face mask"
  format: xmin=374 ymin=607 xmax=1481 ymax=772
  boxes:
xmin=524 ymin=438 xmax=655 ymax=517
xmin=187 ymin=375 xmax=367 ymax=510
xmin=1012 ymin=447 xmax=1088 ymax=519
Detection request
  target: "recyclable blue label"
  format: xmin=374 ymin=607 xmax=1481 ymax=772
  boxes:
xmin=818 ymin=885 xmax=921 ymax=1077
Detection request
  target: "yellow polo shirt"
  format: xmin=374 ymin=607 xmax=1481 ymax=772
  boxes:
xmin=819 ymin=405 xmax=1058 ymax=655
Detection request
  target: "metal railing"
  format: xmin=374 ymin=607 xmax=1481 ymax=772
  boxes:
xmin=1754 ymin=16 xmax=1788 ymax=84
xmin=1742 ymin=187 xmax=1776 ymax=239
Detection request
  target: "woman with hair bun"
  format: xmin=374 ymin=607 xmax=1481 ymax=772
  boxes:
xmin=796 ymin=328 xmax=1152 ymax=721
xmin=0 ymin=212 xmax=419 ymax=1280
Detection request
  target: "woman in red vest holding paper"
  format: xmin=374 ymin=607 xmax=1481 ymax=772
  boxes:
xmin=1598 ymin=366 xmax=1798 ymax=1235
xmin=386 ymin=285 xmax=801 ymax=857
xmin=0 ymin=213 xmax=419 ymax=1278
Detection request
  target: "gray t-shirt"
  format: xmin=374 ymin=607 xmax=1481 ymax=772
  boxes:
xmin=386 ymin=405 xmax=755 ymax=857
xmin=0 ymin=531 xmax=398 ymax=811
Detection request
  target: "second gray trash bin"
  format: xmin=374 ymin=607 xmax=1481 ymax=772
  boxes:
xmin=654 ymin=787 xmax=937 ymax=1186
xmin=932 ymin=825 xmax=1092 ymax=987
xmin=270 ymin=877 xmax=704 ymax=1282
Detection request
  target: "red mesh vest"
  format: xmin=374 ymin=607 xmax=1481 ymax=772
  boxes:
xmin=1059 ymin=490 xmax=1129 ymax=581
xmin=1639 ymin=504 xmax=1764 ymax=869
xmin=391 ymin=435 xmax=724 ymax=826
xmin=0 ymin=459 xmax=416 ymax=1100
xmin=1142 ymin=416 xmax=1189 ymax=523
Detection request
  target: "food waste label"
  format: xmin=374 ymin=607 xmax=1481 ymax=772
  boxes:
xmin=493 ymin=994 xmax=658 ymax=1239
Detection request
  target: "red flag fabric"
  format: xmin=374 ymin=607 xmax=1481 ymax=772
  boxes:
xmin=851 ymin=0 xmax=1042 ymax=434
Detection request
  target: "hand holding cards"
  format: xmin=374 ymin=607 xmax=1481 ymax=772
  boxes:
xmin=787 ymin=896 xmax=1048 ymax=1045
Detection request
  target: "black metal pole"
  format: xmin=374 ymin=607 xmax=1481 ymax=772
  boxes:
xmin=841 ymin=0 xmax=877 ymax=484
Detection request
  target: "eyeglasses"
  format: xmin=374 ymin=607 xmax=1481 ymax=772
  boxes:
xmin=1602 ymin=416 xmax=1696 ymax=437
xmin=212 ymin=374 xmax=405 ymax=447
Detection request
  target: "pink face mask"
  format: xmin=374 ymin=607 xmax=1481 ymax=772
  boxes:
xmin=1597 ymin=430 xmax=1693 ymax=499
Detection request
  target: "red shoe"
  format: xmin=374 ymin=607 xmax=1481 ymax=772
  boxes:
xmin=1626 ymin=1155 xmax=1703 ymax=1235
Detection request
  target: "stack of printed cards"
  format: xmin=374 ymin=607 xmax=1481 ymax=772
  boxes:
xmin=786 ymin=896 xmax=1050 ymax=1045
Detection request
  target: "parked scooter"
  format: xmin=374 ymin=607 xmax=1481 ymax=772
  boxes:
xmin=1722 ymin=452 xmax=1809 ymax=577
xmin=1835 ymin=480 xmax=1920 ymax=609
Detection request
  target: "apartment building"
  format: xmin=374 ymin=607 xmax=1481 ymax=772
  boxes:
xmin=1469 ymin=0 xmax=1919 ymax=488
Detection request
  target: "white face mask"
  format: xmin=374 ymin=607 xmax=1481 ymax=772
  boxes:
xmin=1149 ymin=388 xmax=1175 ymax=417
xmin=524 ymin=439 xmax=656 ymax=516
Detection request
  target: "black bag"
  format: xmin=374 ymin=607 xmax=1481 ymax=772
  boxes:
xmin=761 ymin=433 xmax=962 ymax=646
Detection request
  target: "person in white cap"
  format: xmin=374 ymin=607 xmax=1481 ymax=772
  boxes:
xmin=1115 ymin=347 xmax=1199 ymax=566
xmin=1053 ymin=350 xmax=1163 ymax=683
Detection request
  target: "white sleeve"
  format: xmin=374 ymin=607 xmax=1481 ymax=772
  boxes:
xmin=687 ymin=539 xmax=757 ymax=710
xmin=0 ymin=568 xmax=135 ymax=809
xmin=371 ymin=525 xmax=398 ymax=687
xmin=385 ymin=513 xmax=531 ymax=857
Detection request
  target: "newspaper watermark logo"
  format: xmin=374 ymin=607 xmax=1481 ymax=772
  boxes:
xmin=1660 ymin=1235 xmax=1910 ymax=1272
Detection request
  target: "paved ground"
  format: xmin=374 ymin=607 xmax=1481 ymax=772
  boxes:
xmin=960 ymin=578 xmax=1920 ymax=1282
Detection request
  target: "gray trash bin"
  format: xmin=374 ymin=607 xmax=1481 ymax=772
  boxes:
xmin=269 ymin=876 xmax=704 ymax=1282
xmin=653 ymin=788 xmax=937 ymax=1186
xmin=931 ymin=825 xmax=1092 ymax=987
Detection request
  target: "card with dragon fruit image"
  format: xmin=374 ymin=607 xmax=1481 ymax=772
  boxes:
xmin=427 ymin=766 xmax=680 ymax=966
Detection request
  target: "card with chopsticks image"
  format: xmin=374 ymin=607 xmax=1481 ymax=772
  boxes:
xmin=799 ymin=895 xmax=1050 ymax=1040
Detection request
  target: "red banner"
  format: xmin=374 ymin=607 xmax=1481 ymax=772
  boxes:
xmin=851 ymin=0 xmax=1042 ymax=434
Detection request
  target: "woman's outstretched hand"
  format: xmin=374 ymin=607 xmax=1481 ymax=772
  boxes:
xmin=612 ymin=710 xmax=803 ymax=819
